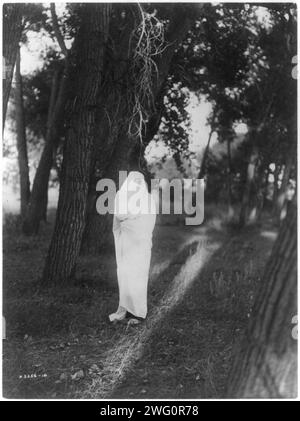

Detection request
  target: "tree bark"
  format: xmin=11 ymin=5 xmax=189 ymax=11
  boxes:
xmin=43 ymin=4 xmax=111 ymax=285
xmin=227 ymin=198 xmax=297 ymax=398
xmin=82 ymin=4 xmax=199 ymax=254
xmin=15 ymin=48 xmax=30 ymax=219
xmin=3 ymin=4 xmax=24 ymax=127
xmin=82 ymin=127 xmax=136 ymax=253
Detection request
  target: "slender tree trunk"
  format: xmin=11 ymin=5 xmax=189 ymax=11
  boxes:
xmin=227 ymin=198 xmax=297 ymax=398
xmin=248 ymin=160 xmax=267 ymax=225
xmin=23 ymin=141 xmax=55 ymax=234
xmin=22 ymin=68 xmax=63 ymax=234
xmin=23 ymin=3 xmax=71 ymax=234
xmin=198 ymin=124 xmax=215 ymax=180
xmin=226 ymin=137 xmax=234 ymax=219
xmin=272 ymin=163 xmax=280 ymax=209
xmin=275 ymin=150 xmax=295 ymax=223
xmin=43 ymin=4 xmax=111 ymax=285
xmin=240 ymin=97 xmax=274 ymax=227
xmin=3 ymin=4 xmax=24 ymax=127
xmin=257 ymin=166 xmax=270 ymax=222
xmin=15 ymin=48 xmax=30 ymax=219
xmin=239 ymin=143 xmax=259 ymax=228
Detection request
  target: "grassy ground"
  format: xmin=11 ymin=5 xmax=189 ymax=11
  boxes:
xmin=2 ymin=206 xmax=277 ymax=399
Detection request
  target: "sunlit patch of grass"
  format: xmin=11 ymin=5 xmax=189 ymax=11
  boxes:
xmin=3 ymin=208 xmax=278 ymax=399
xmin=81 ymin=237 xmax=222 ymax=398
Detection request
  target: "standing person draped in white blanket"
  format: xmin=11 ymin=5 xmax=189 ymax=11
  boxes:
xmin=109 ymin=171 xmax=156 ymax=323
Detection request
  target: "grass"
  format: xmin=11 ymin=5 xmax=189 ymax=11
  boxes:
xmin=2 ymin=206 xmax=277 ymax=399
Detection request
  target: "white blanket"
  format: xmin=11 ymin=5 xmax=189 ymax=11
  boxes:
xmin=109 ymin=171 xmax=156 ymax=321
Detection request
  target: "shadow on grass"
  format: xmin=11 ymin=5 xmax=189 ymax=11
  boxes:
xmin=81 ymin=225 xmax=276 ymax=399
xmin=2 ymin=220 xmax=276 ymax=399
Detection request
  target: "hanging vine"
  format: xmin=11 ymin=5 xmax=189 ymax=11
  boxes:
xmin=127 ymin=4 xmax=167 ymax=142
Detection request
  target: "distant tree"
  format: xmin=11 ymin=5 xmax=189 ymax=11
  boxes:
xmin=3 ymin=4 xmax=24 ymax=126
xmin=239 ymin=5 xmax=296 ymax=226
xmin=170 ymin=3 xmax=259 ymax=213
xmin=15 ymin=48 xmax=30 ymax=218
xmin=23 ymin=3 xmax=72 ymax=234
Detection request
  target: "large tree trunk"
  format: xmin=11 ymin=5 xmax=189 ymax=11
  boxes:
xmin=79 ymin=5 xmax=138 ymax=254
xmin=3 ymin=4 xmax=24 ymax=127
xmin=15 ymin=48 xmax=30 ymax=219
xmin=43 ymin=4 xmax=111 ymax=285
xmin=227 ymin=198 xmax=297 ymax=398
xmin=82 ymin=4 xmax=199 ymax=254
xmin=82 ymin=128 xmax=136 ymax=253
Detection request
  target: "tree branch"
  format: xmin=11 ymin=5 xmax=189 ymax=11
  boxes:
xmin=50 ymin=3 xmax=68 ymax=57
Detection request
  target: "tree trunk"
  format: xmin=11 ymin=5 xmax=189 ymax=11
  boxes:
xmin=22 ymin=141 xmax=55 ymax=234
xmin=3 ymin=4 xmax=24 ymax=127
xmin=79 ymin=5 xmax=138 ymax=254
xmin=257 ymin=166 xmax=270 ymax=222
xmin=42 ymin=4 xmax=111 ymax=285
xmin=22 ymin=67 xmax=64 ymax=234
xmin=275 ymin=149 xmax=295 ymax=223
xmin=272 ymin=163 xmax=280 ymax=206
xmin=82 ymin=4 xmax=198 ymax=254
xmin=239 ymin=143 xmax=259 ymax=228
xmin=227 ymin=198 xmax=297 ymax=398
xmin=15 ymin=48 xmax=30 ymax=219
xmin=82 ymin=128 xmax=135 ymax=253
xmin=226 ymin=137 xmax=234 ymax=219
xmin=23 ymin=4 xmax=71 ymax=234
xmin=198 ymin=111 xmax=215 ymax=180
xmin=248 ymin=160 xmax=267 ymax=225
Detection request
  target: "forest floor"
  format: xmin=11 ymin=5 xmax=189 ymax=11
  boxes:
xmin=3 ymin=206 xmax=278 ymax=399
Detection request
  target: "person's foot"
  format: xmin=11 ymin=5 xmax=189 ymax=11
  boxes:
xmin=109 ymin=306 xmax=127 ymax=322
